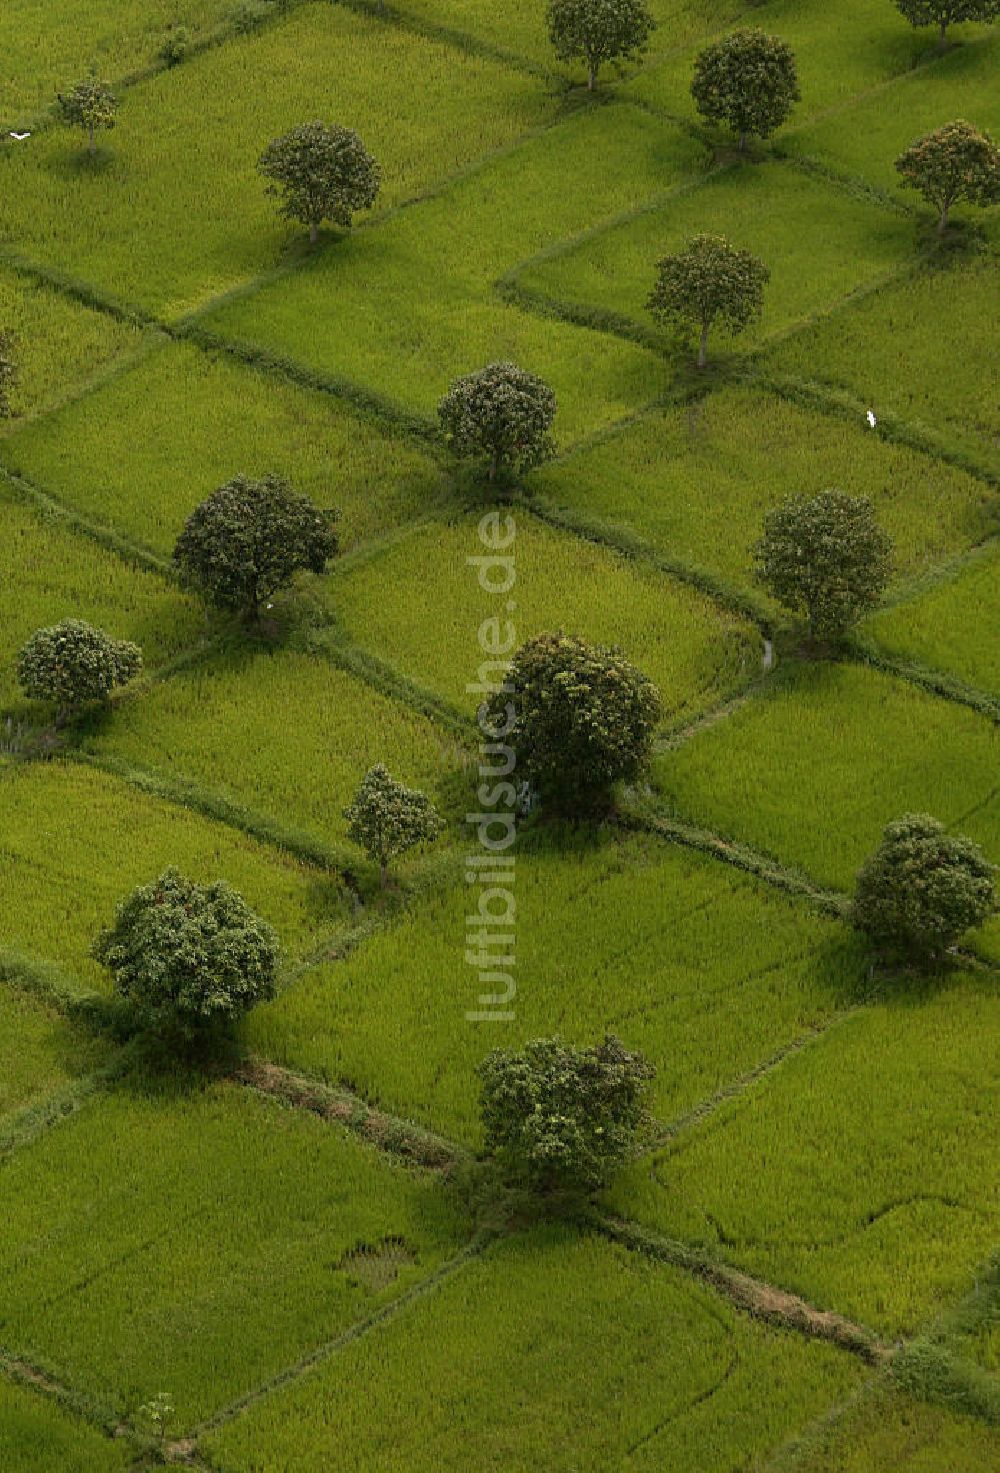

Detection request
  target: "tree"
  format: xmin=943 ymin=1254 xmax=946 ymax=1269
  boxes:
xmin=438 ymin=362 xmax=556 ymax=482
xmin=344 ymin=764 xmax=444 ymax=886
xmin=691 ymin=29 xmax=800 ymax=150
xmin=477 ymin=1035 xmax=654 ymax=1194
xmin=546 ymin=0 xmax=656 ymax=90
xmin=92 ymin=868 xmax=279 ymax=1037
xmin=895 ymin=120 xmax=1000 ymax=234
xmin=258 ymin=122 xmax=380 ymax=244
xmin=853 ymin=815 xmax=995 ymax=961
xmin=173 ymin=474 xmax=339 ymax=620
xmin=754 ymin=491 xmax=892 ymax=645
xmin=894 ymin=0 xmax=1000 ymax=50
xmin=485 ymin=632 xmax=661 ymax=812
xmin=0 ymin=332 xmax=15 ymax=417
xmin=16 ymin=619 xmax=142 ymax=720
xmin=56 ymin=77 xmax=117 ymax=154
xmin=647 ymin=233 xmax=768 ymax=368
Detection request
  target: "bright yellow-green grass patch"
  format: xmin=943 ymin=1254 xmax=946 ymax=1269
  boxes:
xmin=784 ymin=30 xmax=1000 ymax=209
xmin=333 ymin=512 xmax=762 ymax=719
xmin=626 ymin=0 xmax=972 ymax=128
xmin=1 ymin=0 xmax=235 ymax=122
xmin=0 ymin=1379 xmax=132 ymax=1473
xmin=0 ymin=760 xmax=350 ymax=989
xmin=528 ymin=384 xmax=994 ymax=594
xmin=2 ymin=338 xmax=447 ymax=555
xmin=766 ymin=260 xmax=1000 ymax=476
xmin=783 ymin=1382 xmax=1000 ymax=1472
xmin=204 ymin=1225 xmax=860 ymax=1473
xmin=87 ymin=645 xmax=466 ymax=843
xmin=0 ymin=985 xmax=111 ymax=1125
xmin=516 ymin=160 xmax=912 ymax=352
xmin=248 ymin=832 xmax=866 ymax=1143
xmin=0 ymin=264 xmax=139 ymax=419
xmin=654 ymin=661 xmax=999 ymax=897
xmin=866 ymin=541 xmax=1000 ymax=697
xmin=0 ymin=483 xmax=203 ymax=711
xmin=611 ymin=976 xmax=1000 ymax=1337
xmin=0 ymin=3 xmax=554 ymax=317
xmin=204 ymin=104 xmax=703 ymax=439
xmin=392 ymin=0 xmax=744 ymax=70
xmin=0 ymin=1074 xmax=470 ymax=1427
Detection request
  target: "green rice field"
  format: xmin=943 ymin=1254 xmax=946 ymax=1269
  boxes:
xmin=204 ymin=1225 xmax=862 ymax=1473
xmin=1 ymin=0 xmax=997 ymax=1465
xmin=248 ymin=832 xmax=866 ymax=1141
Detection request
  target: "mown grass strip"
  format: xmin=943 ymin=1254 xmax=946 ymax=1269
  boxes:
xmin=0 ymin=1049 xmax=135 ymax=1163
xmin=846 ymin=643 xmax=1000 ymax=724
xmin=0 ymin=249 xmax=153 ymax=328
xmin=619 ymin=805 xmax=851 ymax=919
xmin=520 ymin=487 xmax=775 ymax=632
xmin=68 ymin=749 xmax=361 ymax=881
xmin=0 ymin=948 xmax=112 ymax=1024
xmin=646 ymin=1008 xmax=866 ymax=1152
xmin=0 ymin=465 xmax=171 ymax=578
xmin=232 ymin=1057 xmax=468 ymax=1171
xmin=892 ymin=1339 xmax=1000 ymax=1426
xmin=306 ymin=629 xmax=479 ymax=743
xmin=0 ymin=1354 xmax=137 ymax=1448
xmin=175 ymin=322 xmax=442 ymax=444
xmin=192 ymin=1232 xmax=496 ymax=1438
xmin=340 ymin=0 xmax=557 ymax=79
xmin=757 ymin=370 xmax=999 ymax=493
xmin=586 ymin=1211 xmax=891 ymax=1366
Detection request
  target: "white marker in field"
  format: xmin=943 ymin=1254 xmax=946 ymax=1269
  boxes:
xmin=866 ymin=409 xmax=877 ymax=429
xmin=9 ymin=132 xmax=30 ymax=141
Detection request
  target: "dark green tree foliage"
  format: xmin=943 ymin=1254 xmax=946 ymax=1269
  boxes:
xmin=0 ymin=331 xmax=15 ymax=417
xmin=546 ymin=0 xmax=656 ymax=90
xmin=853 ymin=815 xmax=995 ymax=960
xmin=487 ymin=631 xmax=661 ymax=811
xmin=92 ymin=868 xmax=279 ymax=1035
xmin=173 ymin=473 xmax=339 ymax=619
xmin=754 ymin=490 xmax=892 ymax=644
xmin=344 ymin=764 xmax=444 ymax=885
xmin=56 ymin=77 xmax=117 ymax=154
xmin=894 ymin=0 xmax=1000 ymax=49
xmin=478 ymin=1035 xmax=654 ymax=1194
xmin=258 ymin=122 xmax=381 ymax=243
xmin=691 ymin=29 xmax=800 ymax=149
xmin=895 ymin=120 xmax=1000 ymax=233
xmin=438 ymin=361 xmax=556 ymax=481
xmin=647 ymin=233 xmax=769 ymax=367
xmin=16 ymin=619 xmax=142 ymax=717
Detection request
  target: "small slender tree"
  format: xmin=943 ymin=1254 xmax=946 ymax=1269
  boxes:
xmin=754 ymin=491 xmax=892 ymax=645
xmin=647 ymin=233 xmax=769 ymax=368
xmin=895 ymin=120 xmax=1000 ymax=234
xmin=258 ymin=122 xmax=380 ymax=244
xmin=16 ymin=619 xmax=142 ymax=721
xmin=691 ymin=29 xmax=800 ymax=151
xmin=57 ymin=77 xmax=117 ymax=154
xmin=478 ymin=1035 xmax=655 ymax=1194
xmin=438 ymin=362 xmax=556 ymax=482
xmin=853 ymin=815 xmax=995 ymax=962
xmin=485 ymin=632 xmax=662 ymax=812
xmin=173 ymin=474 xmax=339 ymax=621
xmin=0 ymin=332 xmax=15 ymax=417
xmin=93 ymin=868 xmax=280 ymax=1040
xmin=894 ymin=0 xmax=1000 ymax=51
xmin=546 ymin=0 xmax=656 ymax=90
xmin=344 ymin=764 xmax=444 ymax=886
